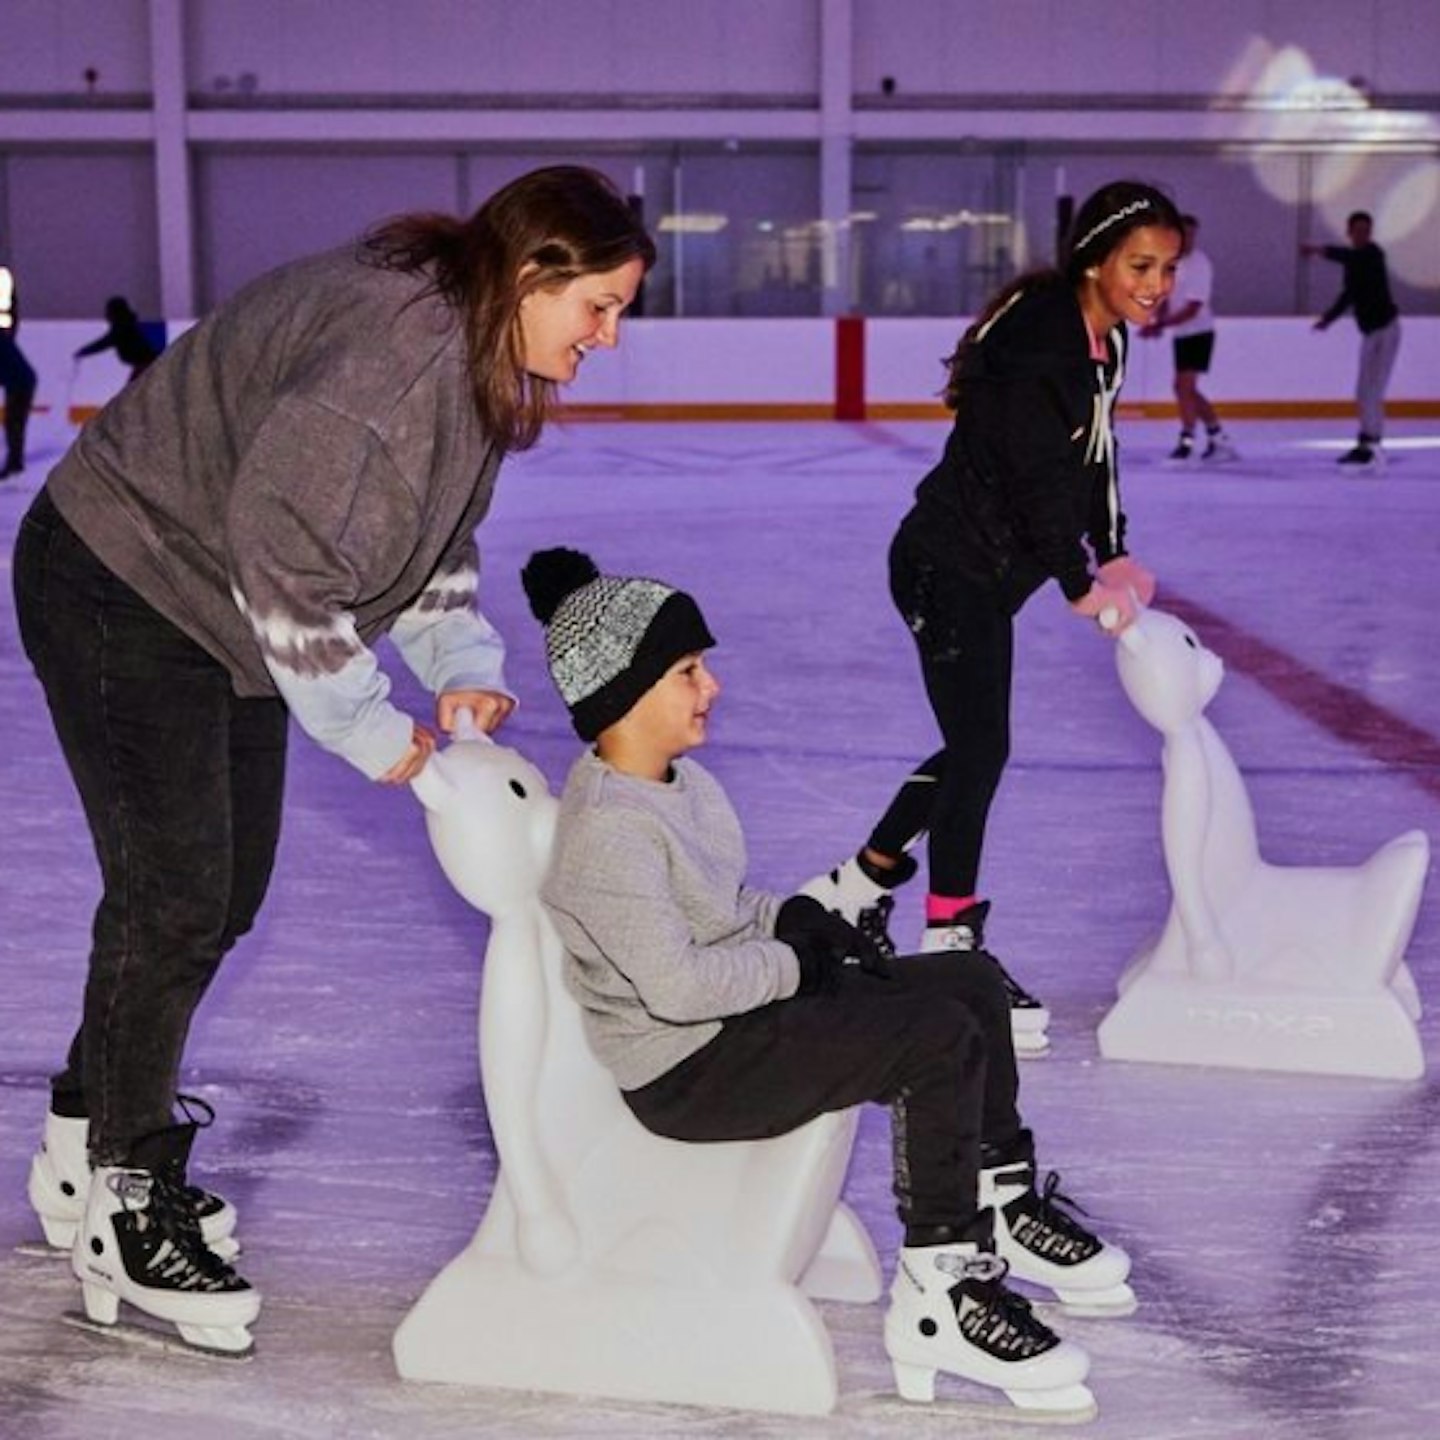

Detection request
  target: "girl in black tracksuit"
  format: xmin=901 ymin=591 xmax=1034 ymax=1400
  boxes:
xmin=806 ymin=182 xmax=1184 ymax=1050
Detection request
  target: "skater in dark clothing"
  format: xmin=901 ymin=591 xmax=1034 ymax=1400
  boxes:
xmin=524 ymin=546 xmax=1134 ymax=1420
xmin=802 ymin=181 xmax=1184 ymax=1057
xmin=1 ymin=261 xmax=38 ymax=477
xmin=1301 ymin=211 xmax=1401 ymax=471
xmin=74 ymin=295 xmax=161 ymax=382
xmin=14 ymin=166 xmax=653 ymax=1354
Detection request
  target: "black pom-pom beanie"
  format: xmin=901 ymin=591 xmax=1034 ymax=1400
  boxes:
xmin=521 ymin=547 xmax=716 ymax=741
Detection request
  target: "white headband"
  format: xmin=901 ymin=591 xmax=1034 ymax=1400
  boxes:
xmin=1072 ymin=199 xmax=1155 ymax=258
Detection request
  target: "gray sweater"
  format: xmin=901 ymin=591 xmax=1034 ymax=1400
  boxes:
xmin=543 ymin=750 xmax=802 ymax=1091
xmin=47 ymin=244 xmax=508 ymax=778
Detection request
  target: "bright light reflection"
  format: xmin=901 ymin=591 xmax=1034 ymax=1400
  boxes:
xmin=1220 ymin=37 xmax=1440 ymax=288
xmin=1379 ymin=161 xmax=1440 ymax=240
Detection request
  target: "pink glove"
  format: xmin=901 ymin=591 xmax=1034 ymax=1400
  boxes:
xmin=1071 ymin=580 xmax=1139 ymax=634
xmin=1097 ymin=555 xmax=1157 ymax=607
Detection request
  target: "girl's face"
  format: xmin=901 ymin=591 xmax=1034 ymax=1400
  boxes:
xmin=517 ymin=257 xmax=646 ymax=383
xmin=1082 ymin=224 xmax=1182 ymax=335
xmin=605 ymin=651 xmax=721 ymax=778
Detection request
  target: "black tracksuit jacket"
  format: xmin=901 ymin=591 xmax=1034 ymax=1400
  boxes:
xmin=901 ymin=277 xmax=1130 ymax=615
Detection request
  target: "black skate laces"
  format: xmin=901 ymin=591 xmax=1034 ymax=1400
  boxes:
xmin=108 ymin=1169 xmax=243 ymax=1291
xmin=934 ymin=1250 xmax=1058 ymax=1359
xmin=1007 ymin=1170 xmax=1103 ymax=1264
xmin=170 ymin=1093 xmax=227 ymax=1220
xmin=926 ymin=918 xmax=1045 ymax=1011
xmin=994 ymin=960 xmax=1044 ymax=1011
xmin=175 ymin=1092 xmax=218 ymax=1131
xmin=858 ymin=894 xmax=898 ymax=960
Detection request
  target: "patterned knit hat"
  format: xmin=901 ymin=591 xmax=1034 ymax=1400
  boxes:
xmin=521 ymin=547 xmax=716 ymax=741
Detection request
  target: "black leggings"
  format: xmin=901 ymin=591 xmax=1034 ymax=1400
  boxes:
xmin=624 ymin=952 xmax=1026 ymax=1241
xmin=13 ymin=489 xmax=289 ymax=1160
xmin=875 ymin=525 xmax=1013 ymax=897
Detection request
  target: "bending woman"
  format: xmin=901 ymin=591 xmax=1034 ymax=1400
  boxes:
xmin=14 ymin=165 xmax=653 ymax=1352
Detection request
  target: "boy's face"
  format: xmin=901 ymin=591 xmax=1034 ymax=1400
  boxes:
xmin=606 ymin=650 xmax=720 ymax=769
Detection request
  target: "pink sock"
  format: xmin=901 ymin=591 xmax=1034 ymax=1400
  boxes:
xmin=925 ymin=893 xmax=977 ymax=924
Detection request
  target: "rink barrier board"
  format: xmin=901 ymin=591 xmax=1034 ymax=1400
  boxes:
xmin=12 ymin=315 xmax=1439 ymax=426
xmin=41 ymin=398 xmax=1440 ymax=427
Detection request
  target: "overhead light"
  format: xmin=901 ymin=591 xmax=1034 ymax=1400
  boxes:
xmin=900 ymin=209 xmax=1010 ymax=233
xmin=658 ymin=213 xmax=729 ymax=234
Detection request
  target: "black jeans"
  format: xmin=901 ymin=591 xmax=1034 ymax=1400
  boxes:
xmin=13 ymin=489 xmax=288 ymax=1162
xmin=624 ymin=951 xmax=1026 ymax=1241
xmin=881 ymin=523 xmax=1014 ymax=897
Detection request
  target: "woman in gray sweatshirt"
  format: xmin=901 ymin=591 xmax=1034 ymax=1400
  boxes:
xmin=13 ymin=166 xmax=653 ymax=1353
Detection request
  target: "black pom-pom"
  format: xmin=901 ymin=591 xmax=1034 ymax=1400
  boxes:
xmin=521 ymin=547 xmax=600 ymax=623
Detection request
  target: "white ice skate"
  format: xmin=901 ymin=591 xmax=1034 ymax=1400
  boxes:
xmin=919 ymin=903 xmax=1051 ymax=1057
xmin=1201 ymin=432 xmax=1239 ymax=463
xmin=72 ymin=1165 xmax=259 ymax=1356
xmin=981 ymin=1161 xmax=1136 ymax=1317
xmin=28 ymin=1110 xmax=239 ymax=1259
xmin=884 ymin=1241 xmax=1095 ymax=1419
xmin=798 ymin=853 xmax=917 ymax=962
xmin=1163 ymin=437 xmax=1197 ymax=468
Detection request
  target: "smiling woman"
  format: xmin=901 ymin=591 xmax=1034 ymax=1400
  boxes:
xmin=518 ymin=258 xmax=648 ymax=385
xmin=10 ymin=163 xmax=655 ymax=1357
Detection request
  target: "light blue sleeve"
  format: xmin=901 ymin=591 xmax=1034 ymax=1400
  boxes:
xmin=386 ymin=539 xmax=514 ymax=700
xmin=252 ymin=607 xmax=416 ymax=780
xmin=388 ymin=602 xmax=512 ymax=700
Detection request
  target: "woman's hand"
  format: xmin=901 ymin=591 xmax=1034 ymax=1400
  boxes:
xmin=437 ymin=688 xmax=516 ymax=736
xmin=1071 ymin=580 xmax=1139 ymax=635
xmin=377 ymin=722 xmax=438 ymax=785
xmin=1097 ymin=555 xmax=1156 ymax=607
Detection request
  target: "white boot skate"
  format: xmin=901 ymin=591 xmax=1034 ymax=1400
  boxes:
xmin=799 ymin=853 xmax=917 ymax=961
xmin=28 ymin=1108 xmax=239 ymax=1258
xmin=884 ymin=1238 xmax=1095 ymax=1419
xmin=920 ymin=902 xmax=1051 ymax=1057
xmin=1201 ymin=430 xmax=1239 ymax=463
xmin=981 ymin=1160 xmax=1136 ymax=1317
xmin=73 ymin=1161 xmax=259 ymax=1356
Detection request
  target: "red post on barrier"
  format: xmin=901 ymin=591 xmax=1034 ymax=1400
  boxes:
xmin=835 ymin=315 xmax=866 ymax=421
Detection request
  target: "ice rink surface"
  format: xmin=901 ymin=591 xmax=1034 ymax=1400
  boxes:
xmin=2 ymin=409 xmax=1437 ymax=1439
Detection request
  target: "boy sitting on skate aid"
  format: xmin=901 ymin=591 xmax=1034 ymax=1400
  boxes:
xmin=524 ymin=547 xmax=1134 ymax=1419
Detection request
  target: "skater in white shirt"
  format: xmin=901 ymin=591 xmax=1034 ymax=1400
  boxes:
xmin=1142 ymin=214 xmax=1237 ymax=464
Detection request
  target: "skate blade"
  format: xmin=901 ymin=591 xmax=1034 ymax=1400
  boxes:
xmin=1056 ymin=1289 xmax=1138 ymax=1319
xmin=859 ymin=1386 xmax=1097 ymax=1425
xmin=62 ymin=1309 xmax=254 ymax=1362
xmin=21 ymin=1234 xmax=243 ymax=1262
xmin=15 ymin=1240 xmax=70 ymax=1260
xmin=1006 ymin=1279 xmax=1138 ymax=1321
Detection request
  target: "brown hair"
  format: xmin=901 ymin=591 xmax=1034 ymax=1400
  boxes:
xmin=365 ymin=165 xmax=656 ymax=451
xmin=942 ymin=179 xmax=1181 ymax=408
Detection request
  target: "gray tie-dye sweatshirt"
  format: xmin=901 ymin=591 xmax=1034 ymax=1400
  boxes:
xmin=46 ymin=244 xmax=508 ymax=779
xmin=542 ymin=749 xmax=802 ymax=1091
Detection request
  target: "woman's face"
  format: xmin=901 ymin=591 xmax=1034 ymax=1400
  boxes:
xmin=517 ymin=257 xmax=646 ymax=383
xmin=1082 ymin=224 xmax=1182 ymax=334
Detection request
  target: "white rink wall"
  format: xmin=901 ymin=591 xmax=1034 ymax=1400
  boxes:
xmin=10 ymin=316 xmax=1440 ymax=424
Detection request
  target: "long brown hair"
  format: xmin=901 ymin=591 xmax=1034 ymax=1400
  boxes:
xmin=942 ymin=179 xmax=1181 ymax=408
xmin=365 ymin=165 xmax=655 ymax=451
